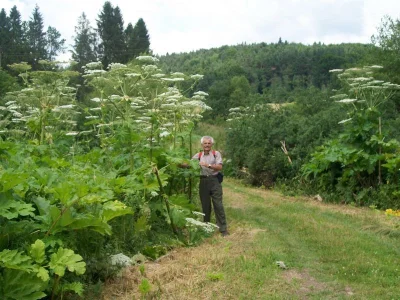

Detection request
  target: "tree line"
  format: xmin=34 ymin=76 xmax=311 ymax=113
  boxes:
xmin=0 ymin=1 xmax=150 ymax=71
xmin=159 ymin=41 xmax=376 ymax=119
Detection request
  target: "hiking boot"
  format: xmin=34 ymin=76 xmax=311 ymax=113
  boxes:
xmin=221 ymin=231 xmax=230 ymax=237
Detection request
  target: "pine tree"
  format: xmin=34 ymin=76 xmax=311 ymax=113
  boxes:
xmin=8 ymin=6 xmax=26 ymax=65
xmin=131 ymin=18 xmax=150 ymax=57
xmin=97 ymin=1 xmax=126 ymax=67
xmin=0 ymin=8 xmax=10 ymax=68
xmin=27 ymin=5 xmax=47 ymax=68
xmin=125 ymin=22 xmax=135 ymax=62
xmin=113 ymin=6 xmax=126 ymax=62
xmin=46 ymin=26 xmax=65 ymax=61
xmin=72 ymin=12 xmax=98 ymax=69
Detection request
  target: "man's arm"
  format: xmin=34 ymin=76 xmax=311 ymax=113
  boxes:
xmin=179 ymin=153 xmax=200 ymax=168
xmin=199 ymin=161 xmax=222 ymax=171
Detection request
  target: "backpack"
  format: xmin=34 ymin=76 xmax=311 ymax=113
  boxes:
xmin=198 ymin=151 xmax=224 ymax=183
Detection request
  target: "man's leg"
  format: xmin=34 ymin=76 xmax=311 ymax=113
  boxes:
xmin=199 ymin=179 xmax=212 ymax=222
xmin=210 ymin=178 xmax=227 ymax=232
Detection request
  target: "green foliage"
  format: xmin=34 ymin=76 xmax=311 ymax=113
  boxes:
xmin=160 ymin=42 xmax=373 ymax=118
xmin=0 ymin=239 xmax=86 ymax=299
xmin=372 ymin=15 xmax=400 ymax=83
xmin=0 ymin=70 xmax=18 ymax=96
xmin=62 ymin=282 xmax=84 ymax=297
xmin=0 ymin=269 xmax=47 ymax=300
xmin=139 ymin=278 xmax=151 ymax=296
xmin=1 ymin=56 xmax=213 ymax=298
xmin=0 ymin=249 xmax=34 ymax=272
xmin=302 ymin=66 xmax=400 ymax=207
xmin=49 ymin=248 xmax=86 ymax=277
xmin=225 ymin=86 xmax=342 ymax=186
xmin=207 ymin=272 xmax=224 ymax=281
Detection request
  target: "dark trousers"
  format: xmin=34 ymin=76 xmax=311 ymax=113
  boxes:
xmin=199 ymin=177 xmax=227 ymax=232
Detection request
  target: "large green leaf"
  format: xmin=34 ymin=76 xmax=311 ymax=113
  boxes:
xmin=0 ymin=249 xmax=34 ymax=272
xmin=0 ymin=171 xmax=29 ymax=192
xmin=69 ymin=217 xmax=112 ymax=235
xmin=58 ymin=208 xmax=75 ymax=227
xmin=168 ymin=194 xmax=195 ymax=210
xmin=34 ymin=265 xmax=49 ymax=282
xmin=0 ymin=193 xmax=35 ymax=220
xmin=32 ymin=197 xmax=50 ymax=216
xmin=62 ymin=282 xmax=84 ymax=296
xmin=34 ymin=168 xmax=59 ymax=189
xmin=51 ymin=182 xmax=76 ymax=205
xmin=49 ymin=248 xmax=86 ymax=277
xmin=29 ymin=240 xmax=45 ymax=264
xmin=102 ymin=200 xmax=133 ymax=221
xmin=1 ymin=269 xmax=47 ymax=300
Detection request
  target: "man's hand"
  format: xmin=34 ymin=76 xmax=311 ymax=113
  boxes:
xmin=199 ymin=161 xmax=209 ymax=168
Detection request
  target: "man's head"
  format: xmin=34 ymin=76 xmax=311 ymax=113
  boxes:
xmin=201 ymin=136 xmax=214 ymax=152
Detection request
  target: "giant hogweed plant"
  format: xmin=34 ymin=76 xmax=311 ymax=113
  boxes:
xmin=0 ymin=57 xmax=215 ymax=298
xmin=79 ymin=56 xmax=213 ymax=236
xmin=80 ymin=57 xmax=210 ymax=152
xmin=302 ymin=66 xmax=400 ymax=206
xmin=1 ymin=61 xmax=80 ymax=145
xmin=0 ymin=142 xmax=134 ymax=299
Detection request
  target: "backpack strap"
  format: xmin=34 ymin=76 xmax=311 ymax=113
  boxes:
xmin=198 ymin=150 xmax=216 ymax=160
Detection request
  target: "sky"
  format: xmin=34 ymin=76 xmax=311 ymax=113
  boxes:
xmin=2 ymin=0 xmax=400 ymax=61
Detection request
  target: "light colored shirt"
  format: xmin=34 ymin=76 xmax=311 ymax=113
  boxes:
xmin=192 ymin=151 xmax=223 ymax=176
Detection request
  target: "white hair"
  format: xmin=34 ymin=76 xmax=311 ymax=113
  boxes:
xmin=201 ymin=136 xmax=214 ymax=144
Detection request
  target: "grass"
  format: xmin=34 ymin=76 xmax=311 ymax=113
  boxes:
xmin=100 ymin=178 xmax=400 ymax=299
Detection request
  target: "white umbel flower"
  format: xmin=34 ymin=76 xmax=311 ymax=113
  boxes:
xmin=110 ymin=253 xmax=132 ymax=266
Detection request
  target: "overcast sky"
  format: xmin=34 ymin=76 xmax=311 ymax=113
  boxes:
xmin=3 ymin=0 xmax=400 ymax=61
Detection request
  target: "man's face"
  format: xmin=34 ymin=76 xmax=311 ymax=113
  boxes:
xmin=202 ymin=139 xmax=213 ymax=152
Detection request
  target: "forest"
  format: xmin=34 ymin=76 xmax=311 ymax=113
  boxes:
xmin=0 ymin=1 xmax=400 ymax=298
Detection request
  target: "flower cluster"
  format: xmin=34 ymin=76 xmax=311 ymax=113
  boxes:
xmin=110 ymin=253 xmax=132 ymax=266
xmin=185 ymin=217 xmax=219 ymax=234
xmin=385 ymin=209 xmax=400 ymax=217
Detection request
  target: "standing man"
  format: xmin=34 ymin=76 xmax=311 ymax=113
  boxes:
xmin=192 ymin=136 xmax=229 ymax=236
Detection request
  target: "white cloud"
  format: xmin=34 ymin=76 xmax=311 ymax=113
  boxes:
xmin=3 ymin=0 xmax=400 ymax=60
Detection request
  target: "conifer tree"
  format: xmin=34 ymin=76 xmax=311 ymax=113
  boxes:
xmin=131 ymin=18 xmax=150 ymax=57
xmin=27 ymin=5 xmax=47 ymax=68
xmin=0 ymin=8 xmax=10 ymax=68
xmin=97 ymin=1 xmax=126 ymax=66
xmin=72 ymin=12 xmax=98 ymax=69
xmin=46 ymin=26 xmax=65 ymax=61
xmin=124 ymin=22 xmax=135 ymax=61
xmin=9 ymin=6 xmax=26 ymax=65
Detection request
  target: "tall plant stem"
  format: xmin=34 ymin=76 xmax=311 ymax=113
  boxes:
xmin=378 ymin=117 xmax=382 ymax=185
xmin=44 ymin=205 xmax=70 ymax=237
xmin=150 ymin=122 xmax=153 ymax=162
xmin=173 ymin=112 xmax=177 ymax=150
xmin=153 ymin=166 xmax=178 ymax=235
xmin=51 ymin=274 xmax=60 ymax=300
xmin=188 ymin=128 xmax=193 ymax=202
xmin=39 ymin=114 xmax=45 ymax=145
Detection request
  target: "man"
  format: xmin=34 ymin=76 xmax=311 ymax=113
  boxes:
xmin=192 ymin=136 xmax=229 ymax=236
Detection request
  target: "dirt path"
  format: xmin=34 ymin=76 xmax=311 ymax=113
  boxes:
xmin=101 ymin=182 xmax=274 ymax=299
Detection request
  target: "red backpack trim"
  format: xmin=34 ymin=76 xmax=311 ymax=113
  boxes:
xmin=198 ymin=150 xmax=216 ymax=160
